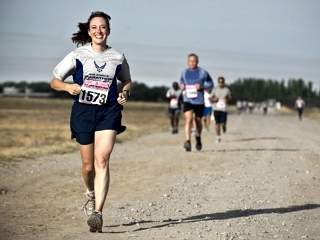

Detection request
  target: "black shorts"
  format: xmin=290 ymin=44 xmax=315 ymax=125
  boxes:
xmin=214 ymin=110 xmax=227 ymax=124
xmin=70 ymin=101 xmax=123 ymax=145
xmin=168 ymin=108 xmax=181 ymax=116
xmin=183 ymin=102 xmax=204 ymax=118
xmin=297 ymin=107 xmax=303 ymax=115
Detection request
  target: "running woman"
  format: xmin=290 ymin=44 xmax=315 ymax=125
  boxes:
xmin=295 ymin=96 xmax=305 ymax=121
xmin=180 ymin=53 xmax=213 ymax=151
xmin=211 ymin=76 xmax=231 ymax=143
xmin=50 ymin=11 xmax=131 ymax=233
xmin=203 ymin=87 xmax=213 ymax=131
xmin=166 ymin=82 xmax=182 ymax=134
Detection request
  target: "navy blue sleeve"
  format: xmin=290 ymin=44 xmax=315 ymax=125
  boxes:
xmin=180 ymin=71 xmax=185 ymax=85
xmin=204 ymin=72 xmax=214 ymax=90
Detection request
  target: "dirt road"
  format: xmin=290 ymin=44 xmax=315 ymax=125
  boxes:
xmin=1 ymin=111 xmax=320 ymax=240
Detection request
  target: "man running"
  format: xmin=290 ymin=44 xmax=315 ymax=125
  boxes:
xmin=295 ymin=96 xmax=305 ymax=121
xmin=180 ymin=53 xmax=213 ymax=151
xmin=166 ymin=82 xmax=182 ymax=134
xmin=262 ymin=102 xmax=268 ymax=115
xmin=248 ymin=101 xmax=255 ymax=113
xmin=211 ymin=76 xmax=231 ymax=143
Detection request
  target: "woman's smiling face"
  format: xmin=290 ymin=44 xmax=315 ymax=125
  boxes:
xmin=88 ymin=17 xmax=109 ymax=45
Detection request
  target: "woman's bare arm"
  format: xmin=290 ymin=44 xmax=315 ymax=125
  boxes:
xmin=50 ymin=78 xmax=81 ymax=95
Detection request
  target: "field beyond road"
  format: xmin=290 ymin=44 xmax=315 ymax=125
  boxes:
xmin=0 ymin=97 xmax=168 ymax=161
xmin=0 ymin=98 xmax=320 ymax=240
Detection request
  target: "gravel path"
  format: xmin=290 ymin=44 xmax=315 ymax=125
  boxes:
xmin=1 ymin=111 xmax=320 ymax=240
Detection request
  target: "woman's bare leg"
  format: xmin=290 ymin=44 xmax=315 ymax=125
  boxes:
xmin=79 ymin=144 xmax=95 ymax=192
xmin=94 ymin=130 xmax=117 ymax=212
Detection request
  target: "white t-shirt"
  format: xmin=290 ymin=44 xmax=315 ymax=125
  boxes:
xmin=211 ymin=87 xmax=231 ymax=112
xmin=204 ymin=91 xmax=212 ymax=108
xmin=295 ymin=99 xmax=305 ymax=109
xmin=166 ymin=88 xmax=182 ymax=109
xmin=53 ymin=44 xmax=131 ymax=105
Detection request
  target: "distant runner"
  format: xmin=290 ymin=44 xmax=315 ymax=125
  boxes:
xmin=248 ymin=101 xmax=254 ymax=113
xmin=262 ymin=102 xmax=268 ymax=115
xmin=236 ymin=100 xmax=243 ymax=114
xmin=180 ymin=53 xmax=213 ymax=151
xmin=210 ymin=76 xmax=231 ymax=143
xmin=166 ymin=82 xmax=182 ymax=134
xmin=295 ymin=96 xmax=305 ymax=121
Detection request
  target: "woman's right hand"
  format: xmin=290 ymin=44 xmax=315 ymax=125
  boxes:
xmin=65 ymin=83 xmax=81 ymax=95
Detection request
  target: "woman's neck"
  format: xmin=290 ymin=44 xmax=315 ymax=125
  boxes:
xmin=91 ymin=43 xmax=107 ymax=53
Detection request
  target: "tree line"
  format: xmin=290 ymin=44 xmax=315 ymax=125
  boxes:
xmin=1 ymin=78 xmax=319 ymax=106
xmin=229 ymin=78 xmax=320 ymax=107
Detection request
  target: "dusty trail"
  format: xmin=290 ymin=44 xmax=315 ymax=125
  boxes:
xmin=1 ymin=111 xmax=320 ymax=240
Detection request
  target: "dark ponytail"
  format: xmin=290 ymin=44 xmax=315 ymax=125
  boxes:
xmin=71 ymin=11 xmax=111 ymax=46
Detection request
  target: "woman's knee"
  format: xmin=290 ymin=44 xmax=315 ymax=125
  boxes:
xmin=95 ymin=152 xmax=111 ymax=169
xmin=82 ymin=160 xmax=94 ymax=172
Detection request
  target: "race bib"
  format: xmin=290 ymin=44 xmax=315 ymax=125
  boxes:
xmin=170 ymin=98 xmax=179 ymax=108
xmin=185 ymin=85 xmax=198 ymax=98
xmin=79 ymin=80 xmax=110 ymax=105
xmin=216 ymin=100 xmax=226 ymax=110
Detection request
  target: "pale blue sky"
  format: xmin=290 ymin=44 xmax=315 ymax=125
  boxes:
xmin=0 ymin=0 xmax=319 ymax=87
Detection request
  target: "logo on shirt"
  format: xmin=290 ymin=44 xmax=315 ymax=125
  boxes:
xmin=94 ymin=61 xmax=107 ymax=72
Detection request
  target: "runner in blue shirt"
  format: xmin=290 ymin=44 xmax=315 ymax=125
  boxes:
xmin=50 ymin=11 xmax=131 ymax=233
xmin=180 ymin=53 xmax=213 ymax=151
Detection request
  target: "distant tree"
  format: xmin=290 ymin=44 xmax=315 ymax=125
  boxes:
xmin=229 ymin=78 xmax=320 ymax=107
xmin=29 ymin=82 xmax=51 ymax=92
xmin=129 ymin=82 xmax=168 ymax=102
xmin=1 ymin=79 xmax=319 ymax=106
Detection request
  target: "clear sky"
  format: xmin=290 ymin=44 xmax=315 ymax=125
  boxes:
xmin=0 ymin=0 xmax=319 ymax=87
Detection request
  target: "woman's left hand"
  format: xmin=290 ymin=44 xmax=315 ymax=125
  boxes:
xmin=117 ymin=91 xmax=129 ymax=105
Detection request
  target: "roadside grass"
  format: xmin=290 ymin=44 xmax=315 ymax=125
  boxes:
xmin=0 ymin=97 xmax=168 ymax=162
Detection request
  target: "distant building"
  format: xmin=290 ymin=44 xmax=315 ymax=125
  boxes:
xmin=2 ymin=86 xmax=51 ymax=98
xmin=3 ymin=86 xmax=20 ymax=95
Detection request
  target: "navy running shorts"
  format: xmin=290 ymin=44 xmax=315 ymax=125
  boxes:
xmin=203 ymin=106 xmax=213 ymax=117
xmin=183 ymin=102 xmax=204 ymax=118
xmin=214 ymin=110 xmax=227 ymax=124
xmin=70 ymin=101 xmax=123 ymax=145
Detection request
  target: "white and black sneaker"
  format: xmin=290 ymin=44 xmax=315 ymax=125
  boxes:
xmin=87 ymin=211 xmax=103 ymax=233
xmin=82 ymin=191 xmax=95 ymax=217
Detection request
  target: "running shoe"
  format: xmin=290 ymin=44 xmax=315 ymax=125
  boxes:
xmin=195 ymin=136 xmax=202 ymax=151
xmin=87 ymin=211 xmax=103 ymax=233
xmin=82 ymin=191 xmax=95 ymax=217
xmin=184 ymin=140 xmax=191 ymax=152
xmin=216 ymin=137 xmax=221 ymax=143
